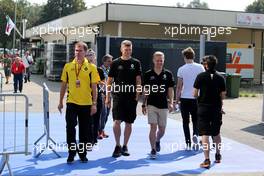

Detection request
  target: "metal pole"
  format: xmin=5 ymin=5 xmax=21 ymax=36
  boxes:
xmin=12 ymin=0 xmax=17 ymax=55
xmin=106 ymin=34 xmax=110 ymax=55
xmin=200 ymin=35 xmax=205 ymax=63
xmin=262 ymin=92 xmax=264 ymax=123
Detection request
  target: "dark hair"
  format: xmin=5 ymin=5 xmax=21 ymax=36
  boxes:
xmin=204 ymin=55 xmax=218 ymax=71
xmin=102 ymin=54 xmax=113 ymax=62
xmin=182 ymin=47 xmax=195 ymax=60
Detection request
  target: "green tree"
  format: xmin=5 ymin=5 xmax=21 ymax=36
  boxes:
xmin=39 ymin=0 xmax=86 ymax=24
xmin=0 ymin=0 xmax=43 ymax=49
xmin=246 ymin=0 xmax=264 ymax=13
xmin=186 ymin=0 xmax=209 ymax=9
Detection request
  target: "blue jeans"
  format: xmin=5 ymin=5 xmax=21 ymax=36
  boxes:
xmin=99 ymin=97 xmax=110 ymax=132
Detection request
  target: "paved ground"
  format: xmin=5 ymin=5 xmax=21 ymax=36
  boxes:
xmin=0 ymin=71 xmax=264 ymax=175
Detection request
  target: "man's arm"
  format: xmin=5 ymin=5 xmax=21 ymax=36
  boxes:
xmin=193 ymin=88 xmax=199 ymax=98
xmin=135 ymin=75 xmax=142 ymax=101
xmin=176 ymin=78 xmax=183 ymax=104
xmin=105 ymin=77 xmax=113 ymax=108
xmin=168 ymin=87 xmax=174 ymax=112
xmin=58 ymin=81 xmax=67 ymax=113
xmin=90 ymin=83 xmax=98 ymax=115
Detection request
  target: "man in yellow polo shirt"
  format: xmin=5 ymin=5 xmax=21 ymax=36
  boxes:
xmin=58 ymin=41 xmax=100 ymax=164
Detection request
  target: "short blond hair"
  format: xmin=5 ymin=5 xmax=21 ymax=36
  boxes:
xmin=121 ymin=40 xmax=132 ymax=47
xmin=75 ymin=41 xmax=88 ymax=51
xmin=153 ymin=51 xmax=165 ymax=59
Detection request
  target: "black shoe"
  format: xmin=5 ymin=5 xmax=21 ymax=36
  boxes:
xmin=13 ymin=91 xmax=17 ymax=93
xmin=80 ymin=156 xmax=88 ymax=163
xmin=156 ymin=141 xmax=161 ymax=152
xmin=121 ymin=145 xmax=130 ymax=156
xmin=112 ymin=145 xmax=122 ymax=158
xmin=200 ymin=159 xmax=211 ymax=169
xmin=5 ymin=81 xmax=8 ymax=84
xmin=67 ymin=154 xmax=75 ymax=164
xmin=215 ymin=153 xmax=222 ymax=163
xmin=150 ymin=149 xmax=157 ymax=159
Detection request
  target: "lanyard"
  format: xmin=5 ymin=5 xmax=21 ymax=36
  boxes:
xmin=75 ymin=61 xmax=84 ymax=80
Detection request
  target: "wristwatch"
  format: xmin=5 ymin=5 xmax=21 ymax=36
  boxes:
xmin=142 ymin=104 xmax=146 ymax=108
xmin=92 ymin=101 xmax=97 ymax=105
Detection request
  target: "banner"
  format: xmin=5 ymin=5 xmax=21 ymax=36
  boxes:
xmin=5 ymin=15 xmax=15 ymax=36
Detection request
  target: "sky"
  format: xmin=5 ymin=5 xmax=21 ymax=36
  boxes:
xmin=28 ymin=0 xmax=256 ymax=12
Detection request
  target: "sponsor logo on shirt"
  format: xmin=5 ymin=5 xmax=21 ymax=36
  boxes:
xmin=118 ymin=65 xmax=123 ymax=70
xmin=163 ymin=74 xmax=167 ymax=80
xmin=130 ymin=64 xmax=135 ymax=69
xmin=150 ymin=76 xmax=155 ymax=80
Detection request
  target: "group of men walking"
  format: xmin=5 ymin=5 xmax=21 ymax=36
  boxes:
xmin=58 ymin=40 xmax=226 ymax=169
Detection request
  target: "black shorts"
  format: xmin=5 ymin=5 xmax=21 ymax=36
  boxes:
xmin=197 ymin=104 xmax=222 ymax=136
xmin=112 ymin=95 xmax=138 ymax=124
xmin=4 ymin=67 xmax=11 ymax=77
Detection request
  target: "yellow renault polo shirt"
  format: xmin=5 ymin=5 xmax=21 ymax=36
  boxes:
xmin=61 ymin=58 xmax=100 ymax=105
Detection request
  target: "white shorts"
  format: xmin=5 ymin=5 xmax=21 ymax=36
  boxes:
xmin=147 ymin=105 xmax=168 ymax=127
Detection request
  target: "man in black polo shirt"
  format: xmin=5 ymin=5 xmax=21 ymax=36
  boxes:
xmin=142 ymin=51 xmax=175 ymax=159
xmin=193 ymin=55 xmax=226 ymax=169
xmin=105 ymin=40 xmax=142 ymax=157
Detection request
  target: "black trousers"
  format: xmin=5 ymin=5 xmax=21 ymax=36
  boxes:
xmin=24 ymin=67 xmax=31 ymax=82
xmin=65 ymin=103 xmax=92 ymax=157
xmin=180 ymin=98 xmax=198 ymax=145
xmin=13 ymin=73 xmax=23 ymax=92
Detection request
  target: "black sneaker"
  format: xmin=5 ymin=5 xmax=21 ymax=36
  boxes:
xmin=150 ymin=149 xmax=157 ymax=160
xmin=200 ymin=159 xmax=211 ymax=169
xmin=121 ymin=145 xmax=130 ymax=156
xmin=112 ymin=145 xmax=122 ymax=158
xmin=215 ymin=153 xmax=222 ymax=163
xmin=67 ymin=154 xmax=75 ymax=164
xmin=156 ymin=141 xmax=161 ymax=152
xmin=80 ymin=156 xmax=88 ymax=163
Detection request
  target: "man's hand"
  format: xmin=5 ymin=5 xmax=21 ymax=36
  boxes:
xmin=105 ymin=96 xmax=111 ymax=108
xmin=90 ymin=105 xmax=97 ymax=116
xmin=135 ymin=94 xmax=140 ymax=101
xmin=168 ymin=103 xmax=174 ymax=113
xmin=58 ymin=102 xmax=63 ymax=114
xmin=142 ymin=106 xmax=147 ymax=115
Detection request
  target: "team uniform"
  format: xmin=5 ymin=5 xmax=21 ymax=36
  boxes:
xmin=61 ymin=58 xmax=100 ymax=158
xmin=143 ymin=69 xmax=175 ymax=127
xmin=108 ymin=57 xmax=142 ymax=123
xmin=194 ymin=70 xmax=226 ymax=136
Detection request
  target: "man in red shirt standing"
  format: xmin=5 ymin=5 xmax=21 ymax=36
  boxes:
xmin=11 ymin=57 xmax=25 ymax=93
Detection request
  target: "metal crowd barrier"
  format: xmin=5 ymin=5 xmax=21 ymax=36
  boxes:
xmin=0 ymin=73 xmax=3 ymax=101
xmin=0 ymin=94 xmax=30 ymax=176
xmin=33 ymin=83 xmax=60 ymax=158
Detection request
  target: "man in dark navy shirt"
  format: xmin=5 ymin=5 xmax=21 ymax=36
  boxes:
xmin=193 ymin=55 xmax=226 ymax=169
xmin=106 ymin=40 xmax=142 ymax=158
xmin=142 ymin=51 xmax=175 ymax=159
